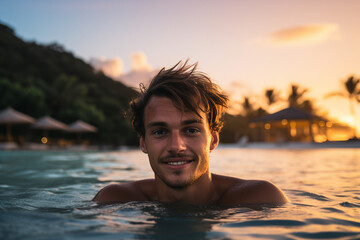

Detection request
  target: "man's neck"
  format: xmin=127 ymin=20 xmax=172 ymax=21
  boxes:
xmin=155 ymin=172 xmax=216 ymax=205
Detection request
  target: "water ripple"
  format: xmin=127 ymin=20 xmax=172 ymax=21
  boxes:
xmin=306 ymin=217 xmax=360 ymax=227
xmin=340 ymin=202 xmax=360 ymax=208
xmin=321 ymin=207 xmax=345 ymax=213
xmin=291 ymin=231 xmax=360 ymax=239
xmin=288 ymin=190 xmax=330 ymax=201
xmin=223 ymin=219 xmax=306 ymax=227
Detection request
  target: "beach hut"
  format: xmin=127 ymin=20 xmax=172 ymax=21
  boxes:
xmin=250 ymin=107 xmax=328 ymax=142
xmin=32 ymin=116 xmax=68 ymax=144
xmin=67 ymin=120 xmax=97 ymax=144
xmin=0 ymin=107 xmax=35 ymax=142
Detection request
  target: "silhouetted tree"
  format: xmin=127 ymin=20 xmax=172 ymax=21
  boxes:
xmin=287 ymin=84 xmax=315 ymax=113
xmin=240 ymin=96 xmax=268 ymax=121
xmin=325 ymin=75 xmax=360 ymax=138
xmin=265 ymin=88 xmax=281 ymax=111
xmin=241 ymin=96 xmax=253 ymax=117
xmin=288 ymin=84 xmax=307 ymax=107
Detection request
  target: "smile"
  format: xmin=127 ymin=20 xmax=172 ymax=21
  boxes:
xmin=161 ymin=157 xmax=195 ymax=168
xmin=167 ymin=161 xmax=188 ymax=165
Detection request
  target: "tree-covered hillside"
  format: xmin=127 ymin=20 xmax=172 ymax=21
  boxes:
xmin=0 ymin=22 xmax=139 ymax=146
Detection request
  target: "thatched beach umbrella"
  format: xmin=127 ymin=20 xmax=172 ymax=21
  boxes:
xmin=67 ymin=120 xmax=97 ymax=143
xmin=32 ymin=116 xmax=68 ymax=143
xmin=67 ymin=120 xmax=97 ymax=133
xmin=0 ymin=107 xmax=35 ymax=141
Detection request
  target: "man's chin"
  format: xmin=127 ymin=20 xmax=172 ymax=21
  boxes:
xmin=163 ymin=177 xmax=195 ymax=189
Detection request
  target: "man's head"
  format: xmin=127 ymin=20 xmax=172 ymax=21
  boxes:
xmin=129 ymin=61 xmax=229 ymax=137
xmin=129 ymin=61 xmax=229 ymax=188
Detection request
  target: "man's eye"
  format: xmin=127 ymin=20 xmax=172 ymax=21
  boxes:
xmin=184 ymin=128 xmax=200 ymax=134
xmin=152 ymin=129 xmax=167 ymax=136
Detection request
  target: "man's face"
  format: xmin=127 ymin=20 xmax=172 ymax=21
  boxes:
xmin=140 ymin=96 xmax=219 ymax=188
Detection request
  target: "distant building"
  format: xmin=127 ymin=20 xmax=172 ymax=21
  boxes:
xmin=250 ymin=107 xmax=330 ymax=143
xmin=325 ymin=122 xmax=354 ymax=141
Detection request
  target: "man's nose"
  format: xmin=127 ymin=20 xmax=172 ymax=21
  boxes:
xmin=168 ymin=131 xmax=186 ymax=153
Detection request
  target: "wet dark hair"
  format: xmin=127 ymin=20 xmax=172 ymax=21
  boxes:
xmin=129 ymin=60 xmax=229 ymax=137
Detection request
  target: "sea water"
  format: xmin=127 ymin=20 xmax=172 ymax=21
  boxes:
xmin=0 ymin=146 xmax=359 ymax=239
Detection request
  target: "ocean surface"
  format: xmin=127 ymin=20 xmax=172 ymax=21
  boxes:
xmin=0 ymin=146 xmax=359 ymax=239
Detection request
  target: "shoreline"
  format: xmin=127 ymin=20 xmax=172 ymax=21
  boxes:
xmin=1 ymin=140 xmax=359 ymax=151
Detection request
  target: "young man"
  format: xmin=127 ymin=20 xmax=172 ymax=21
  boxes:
xmin=93 ymin=61 xmax=288 ymax=205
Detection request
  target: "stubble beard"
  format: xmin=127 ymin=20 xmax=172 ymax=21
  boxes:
xmin=154 ymin=153 xmax=207 ymax=189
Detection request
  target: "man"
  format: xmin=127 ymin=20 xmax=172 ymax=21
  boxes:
xmin=93 ymin=61 xmax=288 ymax=205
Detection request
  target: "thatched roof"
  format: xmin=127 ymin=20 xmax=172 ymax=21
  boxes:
xmin=252 ymin=107 xmax=326 ymax=123
xmin=0 ymin=107 xmax=35 ymax=124
xmin=32 ymin=116 xmax=68 ymax=130
xmin=67 ymin=120 xmax=97 ymax=133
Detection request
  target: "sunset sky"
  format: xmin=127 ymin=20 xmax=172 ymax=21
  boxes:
xmin=1 ymin=0 xmax=360 ymax=136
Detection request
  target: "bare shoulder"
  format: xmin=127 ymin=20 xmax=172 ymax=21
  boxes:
xmin=92 ymin=179 xmax=156 ymax=204
xmin=213 ymin=174 xmax=288 ymax=205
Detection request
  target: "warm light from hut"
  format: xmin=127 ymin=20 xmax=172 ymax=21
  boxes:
xmin=315 ymin=135 xmax=327 ymax=143
xmin=41 ymin=137 xmax=48 ymax=144
xmin=290 ymin=121 xmax=297 ymax=137
xmin=319 ymin=121 xmax=326 ymax=127
xmin=281 ymin=119 xmax=288 ymax=125
xmin=264 ymin=123 xmax=271 ymax=130
xmin=326 ymin=122 xmax=332 ymax=128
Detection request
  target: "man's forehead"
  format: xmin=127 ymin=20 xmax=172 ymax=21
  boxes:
xmin=145 ymin=96 xmax=205 ymax=120
xmin=147 ymin=96 xmax=202 ymax=112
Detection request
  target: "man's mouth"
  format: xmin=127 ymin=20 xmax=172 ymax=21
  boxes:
xmin=167 ymin=161 xmax=190 ymax=165
xmin=161 ymin=155 xmax=195 ymax=167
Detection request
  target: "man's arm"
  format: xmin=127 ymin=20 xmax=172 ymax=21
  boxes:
xmin=218 ymin=179 xmax=288 ymax=205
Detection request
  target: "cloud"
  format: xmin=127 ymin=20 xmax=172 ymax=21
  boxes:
xmin=89 ymin=52 xmax=159 ymax=89
xmin=121 ymin=52 xmax=158 ymax=88
xmin=131 ymin=52 xmax=152 ymax=71
xmin=90 ymin=57 xmax=123 ymax=78
xmin=263 ymin=23 xmax=339 ymax=47
xmin=120 ymin=69 xmax=159 ymax=89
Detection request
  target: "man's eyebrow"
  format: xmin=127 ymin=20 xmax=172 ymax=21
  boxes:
xmin=146 ymin=119 xmax=203 ymax=129
xmin=146 ymin=122 xmax=167 ymax=128
xmin=182 ymin=119 xmax=203 ymax=125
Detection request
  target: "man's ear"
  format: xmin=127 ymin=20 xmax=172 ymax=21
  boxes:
xmin=210 ymin=131 xmax=219 ymax=151
xmin=139 ymin=136 xmax=148 ymax=153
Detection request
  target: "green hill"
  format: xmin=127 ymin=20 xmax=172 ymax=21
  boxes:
xmin=0 ymin=22 xmax=139 ymax=146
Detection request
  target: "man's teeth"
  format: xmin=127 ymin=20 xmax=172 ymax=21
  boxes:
xmin=167 ymin=161 xmax=187 ymax=165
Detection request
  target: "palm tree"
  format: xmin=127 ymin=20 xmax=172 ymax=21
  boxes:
xmin=265 ymin=89 xmax=275 ymax=106
xmin=242 ymin=96 xmax=253 ymax=117
xmin=325 ymin=75 xmax=360 ymax=138
xmin=265 ymin=88 xmax=280 ymax=110
xmin=241 ymin=96 xmax=268 ymax=121
xmin=288 ymin=84 xmax=308 ymax=108
xmin=287 ymin=84 xmax=316 ymax=113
